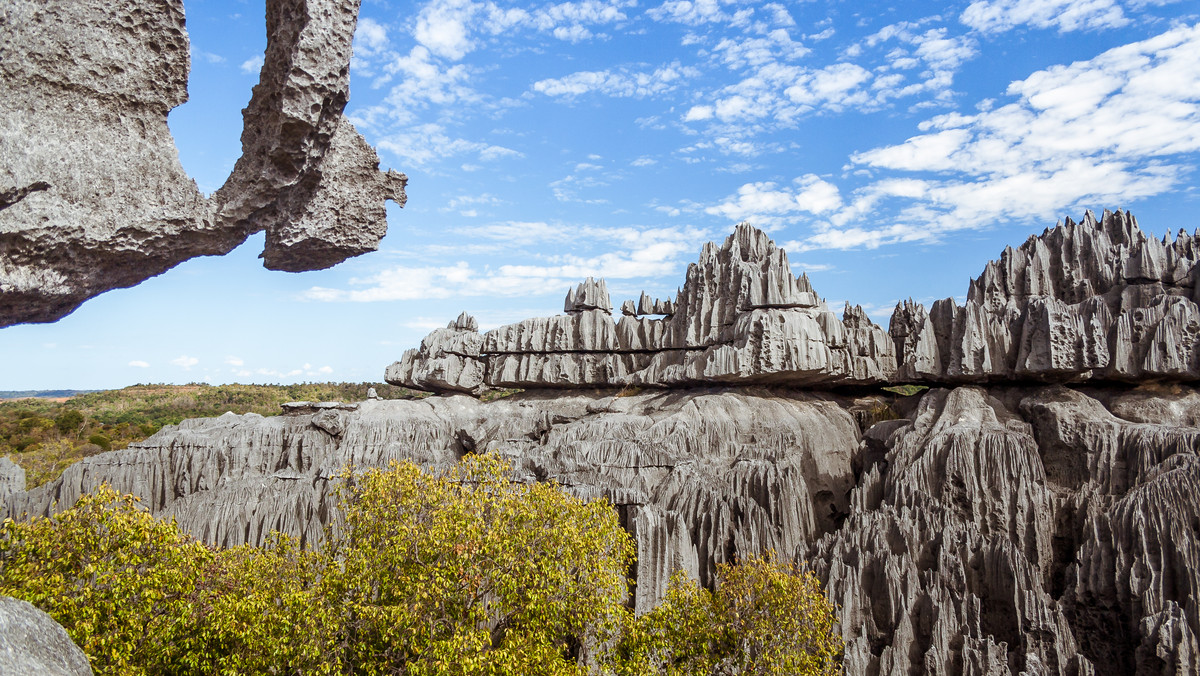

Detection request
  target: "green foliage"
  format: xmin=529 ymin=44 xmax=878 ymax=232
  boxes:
xmin=617 ymin=554 xmax=843 ymax=676
xmin=54 ymin=409 xmax=85 ymax=435
xmin=0 ymin=382 xmax=426 ymax=487
xmin=0 ymin=459 xmax=842 ymax=675
xmin=881 ymin=384 xmax=929 ymax=397
xmin=325 ymin=455 xmax=635 ymax=674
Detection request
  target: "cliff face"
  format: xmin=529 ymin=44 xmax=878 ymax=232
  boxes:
xmin=0 ymin=0 xmax=406 ymax=327
xmin=8 ymin=212 xmax=1200 ymax=673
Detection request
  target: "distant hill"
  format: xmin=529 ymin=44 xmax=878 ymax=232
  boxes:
xmin=0 ymin=390 xmax=98 ymax=400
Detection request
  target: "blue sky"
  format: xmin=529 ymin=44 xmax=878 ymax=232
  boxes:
xmin=3 ymin=0 xmax=1199 ymax=389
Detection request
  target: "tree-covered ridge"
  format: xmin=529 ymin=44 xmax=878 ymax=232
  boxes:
xmin=0 ymin=457 xmax=843 ymax=675
xmin=0 ymin=383 xmax=425 ymax=487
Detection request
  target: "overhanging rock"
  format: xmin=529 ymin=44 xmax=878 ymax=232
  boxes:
xmin=0 ymin=0 xmax=406 ymax=327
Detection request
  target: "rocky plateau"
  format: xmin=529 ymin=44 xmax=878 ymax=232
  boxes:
xmin=7 ymin=210 xmax=1200 ymax=674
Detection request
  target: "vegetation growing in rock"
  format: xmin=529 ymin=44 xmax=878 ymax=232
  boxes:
xmin=0 ymin=457 xmax=842 ymax=675
xmin=0 ymin=383 xmax=424 ymax=487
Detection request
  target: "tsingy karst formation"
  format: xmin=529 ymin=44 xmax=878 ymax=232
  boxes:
xmin=7 ymin=210 xmax=1200 ymax=674
xmin=387 ymin=223 xmax=896 ymax=393
xmin=0 ymin=0 xmax=407 ymax=327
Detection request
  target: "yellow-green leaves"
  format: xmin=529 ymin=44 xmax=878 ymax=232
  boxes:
xmin=0 ymin=461 xmax=842 ymax=676
xmin=617 ymin=553 xmax=843 ymax=676
xmin=326 ymin=455 xmax=636 ymax=675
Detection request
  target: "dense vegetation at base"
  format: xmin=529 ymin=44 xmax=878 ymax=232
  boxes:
xmin=0 ymin=383 xmax=425 ymax=487
xmin=0 ymin=457 xmax=843 ymax=675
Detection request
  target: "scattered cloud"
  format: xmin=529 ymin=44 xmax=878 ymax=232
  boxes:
xmin=171 ymin=355 xmax=199 ymax=370
xmin=354 ymin=17 xmax=390 ymax=57
xmin=225 ymin=356 xmax=244 ymax=367
xmin=533 ymin=62 xmax=699 ymax=98
xmin=240 ymin=55 xmax=264 ymax=74
xmin=303 ymin=226 xmax=711 ymax=302
xmin=705 ymin=175 xmax=844 ymax=226
xmin=961 ymin=0 xmax=1129 ymax=33
xmin=784 ymin=23 xmax=1200 ymax=250
xmin=375 ymin=122 xmax=522 ymax=167
xmin=128 ymin=360 xmax=150 ymax=368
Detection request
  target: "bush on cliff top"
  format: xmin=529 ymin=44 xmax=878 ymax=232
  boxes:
xmin=0 ymin=456 xmax=842 ymax=675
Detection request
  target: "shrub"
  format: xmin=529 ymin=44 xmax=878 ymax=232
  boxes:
xmin=0 ymin=459 xmax=843 ymax=675
xmin=54 ymin=410 xmax=84 ymax=435
xmin=617 ymin=553 xmax=843 ymax=676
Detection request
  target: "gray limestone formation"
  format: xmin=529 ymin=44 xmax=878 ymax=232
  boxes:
xmin=0 ymin=459 xmax=24 ymax=500
xmin=891 ymin=209 xmax=1200 ymax=384
xmin=9 ymin=381 xmax=1200 ymax=673
xmin=388 ymin=224 xmax=898 ymax=392
xmin=0 ymin=595 xmax=93 ymax=676
xmin=4 ymin=389 xmax=858 ymax=616
xmin=10 ymin=211 xmax=1200 ymax=673
xmin=0 ymin=0 xmax=407 ymax=327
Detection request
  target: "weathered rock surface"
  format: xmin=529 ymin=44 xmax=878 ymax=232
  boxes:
xmin=0 ymin=458 xmax=25 ymax=499
xmin=8 ymin=381 xmax=1200 ymax=672
xmin=0 ymin=0 xmax=406 ymax=327
xmin=892 ymin=210 xmax=1200 ymax=384
xmin=389 ymin=224 xmax=898 ymax=391
xmin=11 ymin=212 xmax=1200 ymax=673
xmin=0 ymin=595 xmax=93 ymax=676
xmin=4 ymin=389 xmax=859 ymax=614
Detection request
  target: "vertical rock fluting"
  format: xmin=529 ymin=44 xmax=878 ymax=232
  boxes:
xmin=810 ymin=387 xmax=1090 ymax=675
xmin=0 ymin=0 xmax=406 ymax=327
xmin=807 ymin=383 xmax=1200 ymax=675
xmin=892 ymin=210 xmax=1200 ymax=383
xmin=2 ymin=389 xmax=859 ymax=614
xmin=388 ymin=223 xmax=897 ymax=391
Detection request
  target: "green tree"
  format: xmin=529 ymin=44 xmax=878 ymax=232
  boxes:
xmin=53 ymin=409 xmax=85 ymax=435
xmin=0 ymin=459 xmax=842 ymax=676
xmin=323 ymin=455 xmax=636 ymax=675
xmin=618 ymin=554 xmax=843 ymax=676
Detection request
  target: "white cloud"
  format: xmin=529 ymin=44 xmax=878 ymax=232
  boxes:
xmin=790 ymin=23 xmax=1200 ymax=250
xmin=318 ymin=366 xmax=334 ymax=374
xmin=303 ymin=226 xmax=711 ymax=302
xmin=533 ymin=62 xmax=698 ymax=98
xmin=225 ymin=356 xmax=244 ymax=367
xmin=375 ymin=123 xmax=522 ymax=167
xmin=171 ymin=355 xmax=199 ymax=370
xmin=240 ymin=55 xmax=264 ymax=74
xmin=414 ymin=0 xmax=478 ymax=60
xmin=128 ymin=360 xmax=150 ymax=368
xmin=961 ymin=0 xmax=1129 ymax=33
xmin=705 ymin=175 xmax=844 ymax=225
xmin=648 ymin=0 xmax=745 ymax=26
xmin=355 ymin=17 xmax=389 ymax=56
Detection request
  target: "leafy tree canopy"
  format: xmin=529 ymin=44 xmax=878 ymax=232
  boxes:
xmin=0 ymin=456 xmax=842 ymax=675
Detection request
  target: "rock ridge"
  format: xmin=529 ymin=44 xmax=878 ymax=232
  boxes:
xmin=388 ymin=223 xmax=898 ymax=393
xmin=392 ymin=211 xmax=1200 ymax=394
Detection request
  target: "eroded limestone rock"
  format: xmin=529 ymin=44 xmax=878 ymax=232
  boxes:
xmin=892 ymin=210 xmax=1200 ymax=384
xmin=389 ymin=224 xmax=897 ymax=391
xmin=0 ymin=596 xmax=93 ymax=676
xmin=4 ymin=389 xmax=858 ymax=613
xmin=0 ymin=0 xmax=406 ymax=327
